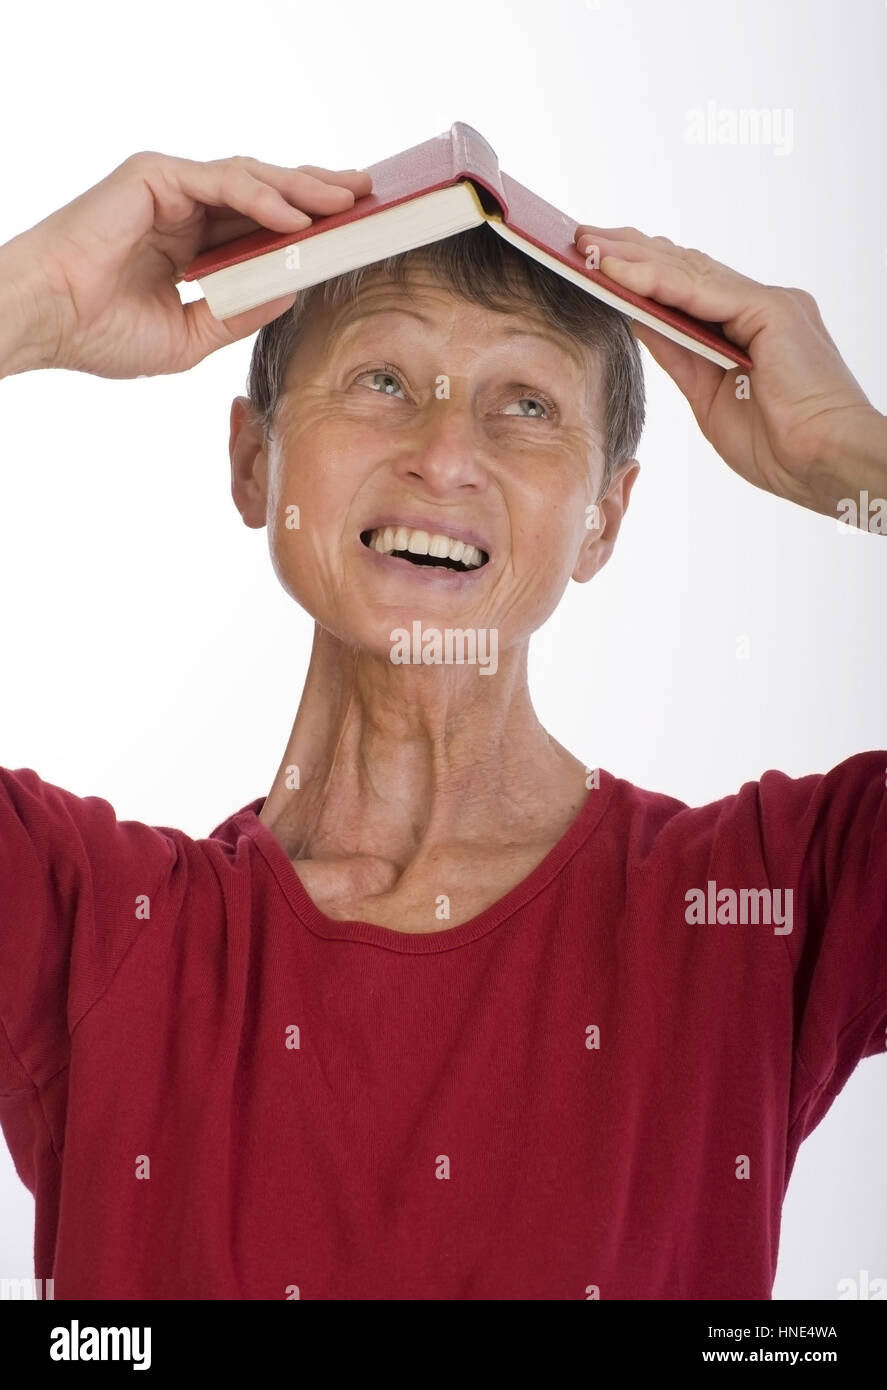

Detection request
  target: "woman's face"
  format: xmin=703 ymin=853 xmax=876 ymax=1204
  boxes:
xmin=231 ymin=263 xmax=637 ymax=664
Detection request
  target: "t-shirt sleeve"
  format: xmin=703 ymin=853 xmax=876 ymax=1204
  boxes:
xmin=753 ymin=750 xmax=887 ymax=1140
xmin=0 ymin=766 xmax=180 ymax=1099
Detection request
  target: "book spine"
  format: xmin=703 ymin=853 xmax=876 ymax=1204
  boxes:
xmin=449 ymin=122 xmax=509 ymax=217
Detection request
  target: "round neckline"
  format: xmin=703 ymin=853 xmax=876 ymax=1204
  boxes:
xmin=230 ymin=771 xmax=615 ymax=953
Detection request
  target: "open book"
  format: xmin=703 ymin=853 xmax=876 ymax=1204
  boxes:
xmin=183 ymin=122 xmax=752 ymax=371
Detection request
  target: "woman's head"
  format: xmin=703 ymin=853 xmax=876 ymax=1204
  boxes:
xmin=229 ymin=225 xmax=644 ymax=667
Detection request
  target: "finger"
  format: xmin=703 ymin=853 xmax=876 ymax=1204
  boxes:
xmin=575 ymin=226 xmax=769 ymax=328
xmin=578 ymin=236 xmax=666 ymax=266
xmin=199 ymin=166 xmax=370 ymax=219
xmin=194 ymin=213 xmax=280 ymax=253
xmin=223 ymin=160 xmax=372 ymax=212
xmin=138 ymin=156 xmax=364 ymax=236
xmin=181 ymin=289 xmax=300 ymax=368
xmin=575 ymin=224 xmax=656 ymax=247
xmin=291 ymin=164 xmax=373 ymax=192
xmin=139 ymin=158 xmax=314 ymax=234
xmin=577 ymin=229 xmax=681 ymax=258
xmin=214 ymin=166 xmax=356 ymax=220
xmin=193 ymin=182 xmax=367 ymax=259
xmin=588 ymin=246 xmax=771 ymax=350
xmin=630 ymin=319 xmax=726 ymax=417
xmin=195 ymin=166 xmax=372 ymax=248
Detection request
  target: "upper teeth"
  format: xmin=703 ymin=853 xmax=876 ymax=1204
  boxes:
xmin=367 ymin=526 xmax=485 ymax=568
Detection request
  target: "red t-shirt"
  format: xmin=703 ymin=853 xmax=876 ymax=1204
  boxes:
xmin=1 ymin=755 xmax=885 ymax=1300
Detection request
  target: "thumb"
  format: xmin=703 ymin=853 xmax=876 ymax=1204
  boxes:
xmin=631 ymin=319 xmax=725 ymax=412
xmin=636 ymin=319 xmax=739 ymax=433
xmin=181 ymin=290 xmax=300 ymax=369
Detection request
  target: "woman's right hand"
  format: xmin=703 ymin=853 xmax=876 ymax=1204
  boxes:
xmin=0 ymin=152 xmax=371 ymax=379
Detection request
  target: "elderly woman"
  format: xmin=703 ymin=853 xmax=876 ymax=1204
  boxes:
xmin=0 ymin=153 xmax=885 ymax=1302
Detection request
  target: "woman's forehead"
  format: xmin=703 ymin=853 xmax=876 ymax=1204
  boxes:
xmin=310 ymin=267 xmax=591 ymax=370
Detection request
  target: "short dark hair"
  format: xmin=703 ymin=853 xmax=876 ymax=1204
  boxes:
xmin=246 ymin=224 xmax=645 ymax=495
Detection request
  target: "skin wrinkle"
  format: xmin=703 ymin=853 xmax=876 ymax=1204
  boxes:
xmin=328 ymin=299 xmax=590 ymax=374
xmin=229 ymin=263 xmax=640 ymax=930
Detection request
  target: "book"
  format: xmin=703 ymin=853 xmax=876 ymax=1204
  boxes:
xmin=183 ymin=122 xmax=753 ymax=371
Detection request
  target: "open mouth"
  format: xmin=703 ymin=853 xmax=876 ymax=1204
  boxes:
xmin=360 ymin=526 xmax=490 ymax=573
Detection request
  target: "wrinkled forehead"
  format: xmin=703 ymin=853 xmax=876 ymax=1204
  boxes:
xmin=291 ymin=258 xmax=602 ymax=414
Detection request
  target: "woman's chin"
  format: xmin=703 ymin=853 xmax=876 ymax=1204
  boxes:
xmin=309 ymin=609 xmax=506 ymax=676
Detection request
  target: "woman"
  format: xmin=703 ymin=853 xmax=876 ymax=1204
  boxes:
xmin=0 ymin=152 xmax=885 ymax=1300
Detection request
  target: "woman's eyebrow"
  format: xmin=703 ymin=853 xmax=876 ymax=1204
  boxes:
xmin=500 ymin=324 xmax=585 ymax=371
xmin=332 ymin=303 xmax=585 ymax=373
xmin=335 ymin=304 xmax=433 ymax=333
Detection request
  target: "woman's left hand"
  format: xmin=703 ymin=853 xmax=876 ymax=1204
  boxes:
xmin=574 ymin=224 xmax=885 ymax=519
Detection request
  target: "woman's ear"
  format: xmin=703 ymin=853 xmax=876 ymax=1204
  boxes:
xmin=229 ymin=395 xmax=269 ymax=530
xmin=572 ymin=458 xmax=641 ymax=583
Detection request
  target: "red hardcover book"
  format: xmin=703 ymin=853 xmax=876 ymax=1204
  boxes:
xmin=184 ymin=122 xmax=752 ymax=371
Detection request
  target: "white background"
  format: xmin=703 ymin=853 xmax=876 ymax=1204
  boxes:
xmin=0 ymin=0 xmax=885 ymax=1299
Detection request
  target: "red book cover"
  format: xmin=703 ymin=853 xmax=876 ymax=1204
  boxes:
xmin=184 ymin=123 xmax=753 ymax=371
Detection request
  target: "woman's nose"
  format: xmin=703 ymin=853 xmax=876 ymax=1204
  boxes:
xmin=392 ymin=398 xmax=489 ymax=497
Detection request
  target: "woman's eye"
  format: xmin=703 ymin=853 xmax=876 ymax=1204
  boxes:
xmin=502 ymin=395 xmax=553 ymax=419
xmin=355 ymin=369 xmax=406 ymax=398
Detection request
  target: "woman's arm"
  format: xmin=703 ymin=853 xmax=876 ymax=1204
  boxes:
xmin=0 ymin=241 xmax=58 ymax=378
xmin=0 ymin=152 xmax=371 ymax=381
xmin=574 ymin=224 xmax=887 ymax=525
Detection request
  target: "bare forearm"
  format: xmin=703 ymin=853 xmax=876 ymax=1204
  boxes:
xmin=806 ymin=405 xmax=887 ymax=524
xmin=0 ymin=237 xmax=58 ymax=379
